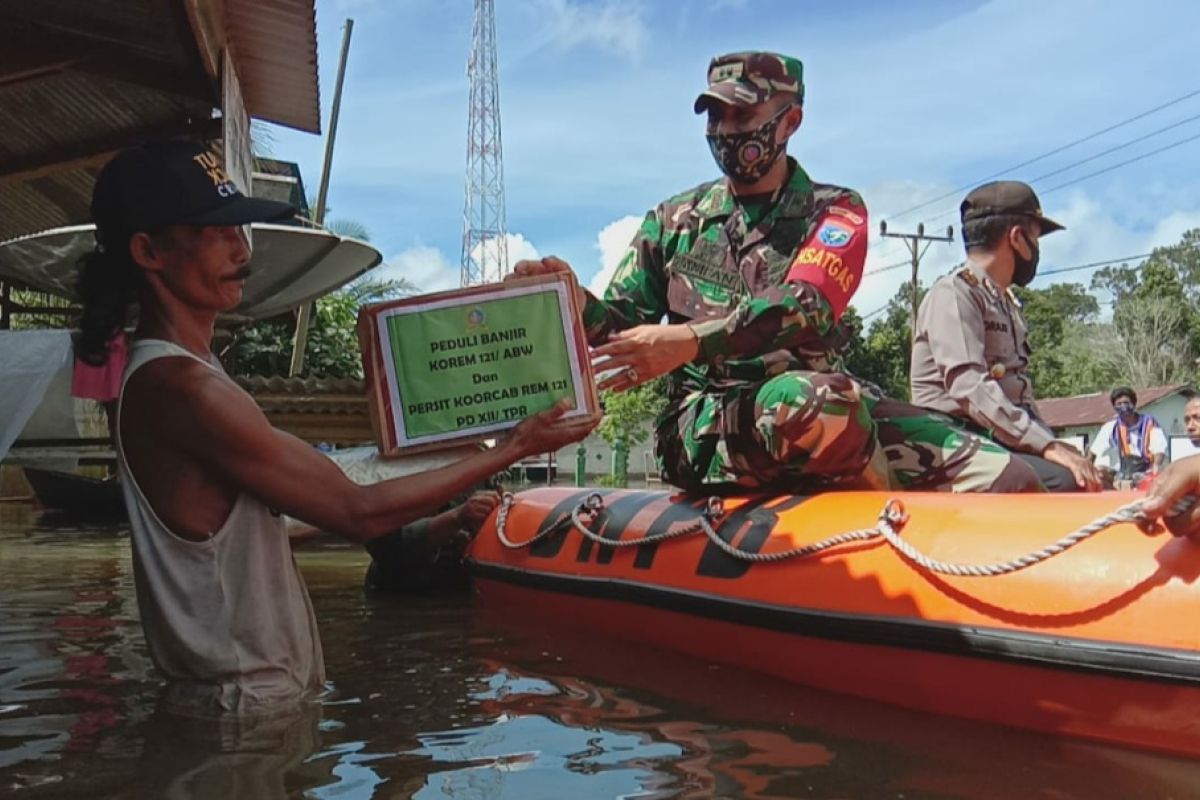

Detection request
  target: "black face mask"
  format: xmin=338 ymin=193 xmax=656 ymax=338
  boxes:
xmin=1012 ymin=229 xmax=1040 ymax=286
xmin=705 ymin=104 xmax=791 ymax=185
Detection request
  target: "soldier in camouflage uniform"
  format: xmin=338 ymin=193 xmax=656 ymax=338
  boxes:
xmin=515 ymin=52 xmax=1041 ymax=494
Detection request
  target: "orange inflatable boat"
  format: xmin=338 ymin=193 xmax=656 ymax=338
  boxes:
xmin=467 ymin=488 xmax=1200 ymax=757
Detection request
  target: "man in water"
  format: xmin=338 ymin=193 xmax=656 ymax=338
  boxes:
xmin=77 ymin=140 xmax=594 ymax=715
xmin=515 ymin=51 xmax=1040 ymax=494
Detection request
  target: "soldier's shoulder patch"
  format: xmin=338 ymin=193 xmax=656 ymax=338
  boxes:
xmin=826 ymin=204 xmax=865 ymax=227
xmin=811 ymin=183 xmax=865 ymax=209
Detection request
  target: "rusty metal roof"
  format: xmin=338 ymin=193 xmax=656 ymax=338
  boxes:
xmin=225 ymin=0 xmax=321 ymax=133
xmin=0 ymin=0 xmax=320 ymax=243
xmin=1035 ymin=385 xmax=1189 ymax=429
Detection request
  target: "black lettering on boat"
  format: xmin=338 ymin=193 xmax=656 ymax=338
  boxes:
xmin=528 ymin=490 xmax=605 ymax=559
xmin=632 ymin=497 xmax=711 ymax=570
xmin=695 ymin=495 xmax=813 ymax=579
xmin=576 ymin=492 xmax=661 ymax=564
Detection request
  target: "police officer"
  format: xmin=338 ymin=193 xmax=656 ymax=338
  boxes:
xmin=910 ymin=181 xmax=1101 ymax=492
xmin=515 ymin=54 xmax=1041 ymax=494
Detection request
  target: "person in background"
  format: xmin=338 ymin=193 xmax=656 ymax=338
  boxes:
xmin=1182 ymin=393 xmax=1200 ymax=448
xmin=910 ymin=181 xmax=1102 ymax=493
xmin=76 ymin=140 xmax=595 ymax=716
xmin=1088 ymin=386 xmax=1167 ymax=488
xmin=1141 ymin=454 xmax=1200 ymax=542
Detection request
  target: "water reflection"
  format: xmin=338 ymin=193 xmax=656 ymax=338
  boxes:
xmin=3 ymin=504 xmax=1200 ymax=799
xmin=135 ymin=703 xmax=322 ymax=799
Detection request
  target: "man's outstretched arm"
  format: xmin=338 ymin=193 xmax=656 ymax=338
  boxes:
xmin=166 ymin=365 xmax=594 ymax=544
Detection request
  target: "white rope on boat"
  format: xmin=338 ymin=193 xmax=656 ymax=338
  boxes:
xmin=494 ymin=492 xmax=1195 ymax=576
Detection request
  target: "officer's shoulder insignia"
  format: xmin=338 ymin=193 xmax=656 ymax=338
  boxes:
xmin=954 ymin=265 xmax=980 ymax=287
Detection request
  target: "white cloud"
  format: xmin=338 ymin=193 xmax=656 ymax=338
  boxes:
xmin=378 ymin=233 xmax=542 ymax=293
xmin=589 ymin=215 xmax=642 ymax=294
xmin=1035 ymin=193 xmax=1200 ymax=298
xmin=376 ymin=244 xmax=460 ymax=293
xmin=521 ymin=0 xmax=648 ymax=60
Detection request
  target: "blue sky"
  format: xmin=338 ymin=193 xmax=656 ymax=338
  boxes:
xmin=266 ymin=0 xmax=1200 ymax=317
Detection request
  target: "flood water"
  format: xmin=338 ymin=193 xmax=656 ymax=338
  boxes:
xmin=2 ymin=501 xmax=1199 ymax=800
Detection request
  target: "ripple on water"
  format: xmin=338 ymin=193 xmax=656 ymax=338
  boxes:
xmin=4 ymin=506 xmax=1200 ymax=799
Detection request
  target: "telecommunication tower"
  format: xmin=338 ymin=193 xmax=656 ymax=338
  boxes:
xmin=460 ymin=0 xmax=508 ymax=286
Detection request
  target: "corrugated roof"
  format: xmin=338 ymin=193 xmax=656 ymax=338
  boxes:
xmin=1035 ymin=385 xmax=1190 ymax=429
xmin=226 ymin=0 xmax=321 ymax=133
xmin=0 ymin=0 xmax=320 ymax=242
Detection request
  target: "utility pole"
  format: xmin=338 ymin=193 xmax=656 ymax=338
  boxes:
xmin=289 ymin=18 xmax=354 ymax=377
xmin=460 ymin=0 xmax=508 ymax=286
xmin=879 ymin=221 xmax=954 ymax=348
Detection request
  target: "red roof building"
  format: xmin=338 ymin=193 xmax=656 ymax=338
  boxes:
xmin=1035 ymin=385 xmax=1191 ymax=430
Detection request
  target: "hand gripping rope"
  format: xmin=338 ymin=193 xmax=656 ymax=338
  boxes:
xmin=494 ymin=492 xmax=1196 ymax=577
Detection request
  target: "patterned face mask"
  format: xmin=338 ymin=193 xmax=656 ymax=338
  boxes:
xmin=705 ymin=104 xmax=792 ymax=185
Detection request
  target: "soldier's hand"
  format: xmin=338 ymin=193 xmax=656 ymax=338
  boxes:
xmin=592 ymin=324 xmax=700 ymax=393
xmin=456 ymin=491 xmax=502 ymax=534
xmin=1139 ymin=456 xmax=1200 ymax=540
xmin=1042 ymin=441 xmax=1103 ymax=492
xmin=507 ymin=256 xmax=587 ymax=309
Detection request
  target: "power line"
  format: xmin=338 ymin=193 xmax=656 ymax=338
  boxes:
xmin=921 ymin=128 xmax=1200 ymax=225
xmin=883 ymin=86 xmax=1200 ymax=222
xmin=873 ymin=115 xmax=1200 ymax=262
xmin=1039 ymin=130 xmax=1200 ymax=196
xmin=859 ymin=303 xmax=889 ymax=321
xmin=864 ymin=258 xmax=911 ymax=276
xmin=1037 ymin=253 xmax=1156 ymax=277
xmin=1037 ymin=243 xmax=1200 ymax=278
xmin=1026 ymin=111 xmax=1200 ymax=185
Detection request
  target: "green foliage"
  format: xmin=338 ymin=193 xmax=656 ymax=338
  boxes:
xmin=1012 ymin=282 xmax=1104 ymax=397
xmin=222 ymin=276 xmax=417 ymax=379
xmin=843 ymin=280 xmax=924 ymax=400
xmin=6 ymin=287 xmax=73 ymax=330
xmin=596 ymin=376 xmax=668 ymax=447
xmin=326 ymin=219 xmax=372 ymax=242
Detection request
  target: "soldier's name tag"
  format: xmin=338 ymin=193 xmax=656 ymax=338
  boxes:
xmin=671 ymin=251 xmax=740 ymax=291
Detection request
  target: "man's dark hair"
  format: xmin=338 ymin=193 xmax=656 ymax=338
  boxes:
xmin=74 ymin=230 xmax=173 ymax=366
xmin=1110 ymin=386 xmax=1137 ymax=406
xmin=962 ymin=213 xmax=1030 ymax=252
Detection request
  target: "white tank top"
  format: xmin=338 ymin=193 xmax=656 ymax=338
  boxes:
xmin=116 ymin=339 xmax=325 ymax=715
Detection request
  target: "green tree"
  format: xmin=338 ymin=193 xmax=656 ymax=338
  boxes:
xmin=222 ymin=276 xmax=417 ymax=379
xmin=1012 ymin=282 xmax=1102 ymax=397
xmin=595 ymin=377 xmax=668 ymax=449
xmin=843 ymin=280 xmax=925 ymax=400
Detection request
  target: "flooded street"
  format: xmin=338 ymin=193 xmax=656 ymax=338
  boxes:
xmin=2 ymin=501 xmax=1199 ymax=799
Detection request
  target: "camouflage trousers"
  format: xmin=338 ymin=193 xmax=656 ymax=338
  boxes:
xmin=656 ymin=370 xmax=1042 ymax=494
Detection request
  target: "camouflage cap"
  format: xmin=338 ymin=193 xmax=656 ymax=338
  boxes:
xmin=693 ymin=51 xmax=805 ymax=114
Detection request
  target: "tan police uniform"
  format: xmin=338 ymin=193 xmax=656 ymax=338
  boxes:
xmin=910 ymin=260 xmax=1056 ymax=455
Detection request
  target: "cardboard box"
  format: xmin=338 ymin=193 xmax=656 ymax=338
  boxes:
xmin=358 ymin=273 xmax=599 ymax=456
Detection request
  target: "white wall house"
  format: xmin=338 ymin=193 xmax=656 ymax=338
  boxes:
xmin=1035 ymin=385 xmax=1197 ymax=462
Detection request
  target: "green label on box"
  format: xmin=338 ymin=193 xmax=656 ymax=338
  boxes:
xmin=384 ymin=289 xmax=578 ymax=439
